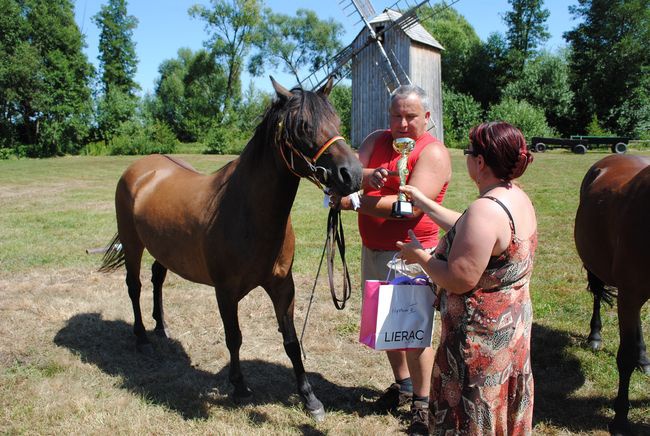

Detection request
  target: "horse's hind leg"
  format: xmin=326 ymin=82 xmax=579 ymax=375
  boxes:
xmin=123 ymin=244 xmax=151 ymax=353
xmin=586 ymin=270 xmax=605 ymax=350
xmin=215 ymin=290 xmax=252 ymax=401
xmin=636 ymin=317 xmax=650 ymax=375
xmin=609 ymin=292 xmax=643 ymax=435
xmin=151 ymin=260 xmax=169 ymax=338
xmin=264 ymin=277 xmax=325 ymax=421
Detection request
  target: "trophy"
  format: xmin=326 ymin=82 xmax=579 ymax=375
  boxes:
xmin=391 ymin=137 xmax=415 ymax=218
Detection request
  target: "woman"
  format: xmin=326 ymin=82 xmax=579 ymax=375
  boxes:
xmin=397 ymin=121 xmax=537 ymax=435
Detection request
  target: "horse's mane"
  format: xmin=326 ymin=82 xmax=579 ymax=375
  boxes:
xmin=240 ymin=87 xmax=340 ymax=163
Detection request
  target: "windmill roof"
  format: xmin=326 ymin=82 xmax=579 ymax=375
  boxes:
xmin=369 ymin=9 xmax=444 ymax=50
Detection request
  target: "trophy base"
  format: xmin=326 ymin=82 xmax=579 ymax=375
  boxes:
xmin=391 ymin=200 xmax=413 ymax=218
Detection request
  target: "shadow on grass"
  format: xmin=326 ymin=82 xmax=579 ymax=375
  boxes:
xmin=53 ymin=313 xmax=378 ymax=427
xmin=531 ymin=322 xmax=649 ymax=435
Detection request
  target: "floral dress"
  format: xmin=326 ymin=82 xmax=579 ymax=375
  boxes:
xmin=430 ymin=196 xmax=537 ymax=435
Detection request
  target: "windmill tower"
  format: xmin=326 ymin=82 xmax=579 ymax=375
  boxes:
xmin=299 ymin=0 xmax=444 ymax=146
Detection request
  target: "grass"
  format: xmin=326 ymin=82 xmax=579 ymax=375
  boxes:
xmin=0 ymin=149 xmax=648 ymax=435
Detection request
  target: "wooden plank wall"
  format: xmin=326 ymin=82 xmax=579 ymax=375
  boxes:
xmin=351 ymin=28 xmax=443 ymax=147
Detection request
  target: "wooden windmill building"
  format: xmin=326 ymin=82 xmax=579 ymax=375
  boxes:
xmin=350 ymin=9 xmax=444 ymax=146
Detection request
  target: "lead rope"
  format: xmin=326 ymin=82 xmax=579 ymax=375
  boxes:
xmin=299 ymin=207 xmax=352 ymax=359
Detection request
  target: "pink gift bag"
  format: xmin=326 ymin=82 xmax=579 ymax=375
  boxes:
xmin=359 ymin=278 xmax=436 ymax=350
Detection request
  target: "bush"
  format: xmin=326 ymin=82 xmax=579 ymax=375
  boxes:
xmin=487 ymin=98 xmax=554 ymax=140
xmin=202 ymin=124 xmax=247 ymax=155
xmin=109 ymin=120 xmax=177 ymax=155
xmin=442 ymin=87 xmax=483 ymax=148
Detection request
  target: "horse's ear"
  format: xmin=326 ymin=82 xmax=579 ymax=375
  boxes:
xmin=319 ymin=76 xmax=334 ymax=97
xmin=270 ymin=76 xmax=293 ymax=100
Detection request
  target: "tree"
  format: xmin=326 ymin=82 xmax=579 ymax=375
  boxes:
xmin=564 ymin=0 xmax=650 ymax=135
xmin=153 ymin=48 xmax=229 ymax=141
xmin=420 ymin=4 xmax=482 ymax=94
xmin=189 ymin=0 xmax=263 ymax=114
xmin=0 ymin=0 xmax=94 ymax=156
xmin=248 ymin=8 xmax=343 ymax=84
xmin=92 ymin=0 xmax=139 ymax=96
xmin=329 ymin=84 xmax=352 ymax=142
xmin=465 ymin=32 xmax=511 ymax=108
xmin=503 ymin=0 xmax=550 ymax=76
xmin=502 ymin=51 xmax=574 ymax=135
xmin=92 ymin=0 xmax=139 ymax=143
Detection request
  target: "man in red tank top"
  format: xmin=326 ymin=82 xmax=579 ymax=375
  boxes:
xmin=333 ymin=85 xmax=451 ymax=435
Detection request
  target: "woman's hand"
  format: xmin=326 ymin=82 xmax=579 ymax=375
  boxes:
xmin=399 ymin=185 xmax=429 ymax=210
xmin=396 ymin=229 xmax=428 ymax=264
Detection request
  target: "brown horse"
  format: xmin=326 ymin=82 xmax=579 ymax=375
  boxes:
xmin=99 ymin=77 xmax=362 ymax=420
xmin=574 ymin=154 xmax=650 ymax=435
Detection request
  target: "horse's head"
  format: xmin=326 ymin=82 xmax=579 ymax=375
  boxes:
xmin=270 ymin=76 xmax=362 ymax=196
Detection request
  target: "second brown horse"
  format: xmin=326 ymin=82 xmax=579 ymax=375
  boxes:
xmin=575 ymin=154 xmax=650 ymax=435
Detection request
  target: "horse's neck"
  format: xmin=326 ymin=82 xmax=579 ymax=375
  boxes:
xmin=228 ymin=137 xmax=301 ymax=220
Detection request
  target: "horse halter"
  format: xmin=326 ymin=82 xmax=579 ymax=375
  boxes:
xmin=277 ymin=126 xmax=344 ymax=191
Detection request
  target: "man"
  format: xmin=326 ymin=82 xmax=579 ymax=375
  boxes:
xmin=333 ymin=85 xmax=451 ymax=435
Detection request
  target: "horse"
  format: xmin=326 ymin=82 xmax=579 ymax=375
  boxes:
xmin=98 ymin=77 xmax=363 ymax=420
xmin=574 ymin=154 xmax=650 ymax=435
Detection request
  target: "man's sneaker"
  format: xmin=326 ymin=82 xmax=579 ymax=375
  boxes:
xmin=374 ymin=382 xmax=413 ymax=413
xmin=408 ymin=400 xmax=429 ymax=436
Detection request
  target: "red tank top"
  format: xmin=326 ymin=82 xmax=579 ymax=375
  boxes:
xmin=358 ymin=130 xmax=448 ymax=250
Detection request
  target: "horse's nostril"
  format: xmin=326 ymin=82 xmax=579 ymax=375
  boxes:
xmin=339 ymin=167 xmax=352 ymax=186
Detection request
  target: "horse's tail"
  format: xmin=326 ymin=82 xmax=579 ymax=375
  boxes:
xmin=98 ymin=233 xmax=126 ymax=273
xmin=586 ymin=269 xmax=616 ymax=307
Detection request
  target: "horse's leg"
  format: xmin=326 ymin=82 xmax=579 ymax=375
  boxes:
xmin=123 ymin=243 xmax=150 ymax=353
xmin=586 ymin=270 xmax=604 ymax=350
xmin=215 ymin=290 xmax=252 ymax=401
xmin=264 ymin=277 xmax=325 ymax=421
xmin=151 ymin=260 xmax=169 ymax=338
xmin=609 ymin=292 xmax=640 ymax=436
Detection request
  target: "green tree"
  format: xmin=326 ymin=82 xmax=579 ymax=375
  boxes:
xmin=441 ymin=86 xmax=483 ymax=149
xmin=189 ymin=0 xmax=263 ymax=113
xmin=92 ymin=0 xmax=139 ymax=96
xmin=564 ymin=0 xmax=650 ymax=135
xmin=502 ymin=51 xmax=574 ymax=135
xmin=487 ymin=98 xmax=554 ymax=140
xmin=153 ymin=48 xmax=228 ymax=141
xmin=466 ymin=32 xmax=510 ymax=108
xmin=92 ymin=0 xmax=139 ymax=143
xmin=0 ymin=0 xmax=94 ymax=156
xmin=420 ymin=4 xmax=482 ymax=94
xmin=248 ymin=8 xmax=343 ymax=84
xmin=503 ymin=0 xmax=550 ymax=76
xmin=329 ymin=84 xmax=352 ymax=142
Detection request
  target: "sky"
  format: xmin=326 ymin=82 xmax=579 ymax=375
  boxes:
xmin=73 ymin=0 xmax=580 ymax=95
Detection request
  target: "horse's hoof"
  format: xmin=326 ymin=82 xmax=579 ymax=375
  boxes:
xmin=232 ymin=386 xmax=253 ymax=404
xmin=588 ymin=339 xmax=602 ymax=351
xmin=308 ymin=405 xmax=326 ymax=422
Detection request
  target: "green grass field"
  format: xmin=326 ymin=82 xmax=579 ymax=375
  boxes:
xmin=0 ymin=150 xmax=648 ymax=435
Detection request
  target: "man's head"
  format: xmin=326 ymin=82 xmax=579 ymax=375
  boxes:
xmin=389 ymin=85 xmax=431 ymax=140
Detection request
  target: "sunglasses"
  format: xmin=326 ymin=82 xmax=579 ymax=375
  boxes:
xmin=463 ymin=148 xmax=479 ymax=156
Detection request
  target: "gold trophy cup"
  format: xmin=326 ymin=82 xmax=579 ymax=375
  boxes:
xmin=391 ymin=137 xmax=416 ymax=218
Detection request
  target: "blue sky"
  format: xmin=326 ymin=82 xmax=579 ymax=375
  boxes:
xmin=73 ymin=0 xmax=580 ymax=95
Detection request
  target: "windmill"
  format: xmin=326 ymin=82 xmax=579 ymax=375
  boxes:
xmin=299 ymin=0 xmax=446 ymax=146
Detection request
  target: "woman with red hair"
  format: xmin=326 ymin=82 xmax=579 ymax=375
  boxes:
xmin=397 ymin=121 xmax=537 ymax=435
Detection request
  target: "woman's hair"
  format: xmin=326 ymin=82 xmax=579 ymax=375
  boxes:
xmin=468 ymin=121 xmax=533 ymax=181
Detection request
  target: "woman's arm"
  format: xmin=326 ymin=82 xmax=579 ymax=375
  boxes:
xmin=400 ymin=185 xmax=460 ymax=232
xmin=397 ymin=201 xmax=504 ymax=294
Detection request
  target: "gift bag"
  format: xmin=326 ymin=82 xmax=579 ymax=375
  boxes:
xmin=359 ymin=276 xmax=436 ymax=350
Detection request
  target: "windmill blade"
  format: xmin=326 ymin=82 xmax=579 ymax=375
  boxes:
xmin=339 ymin=0 xmax=377 ymax=24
